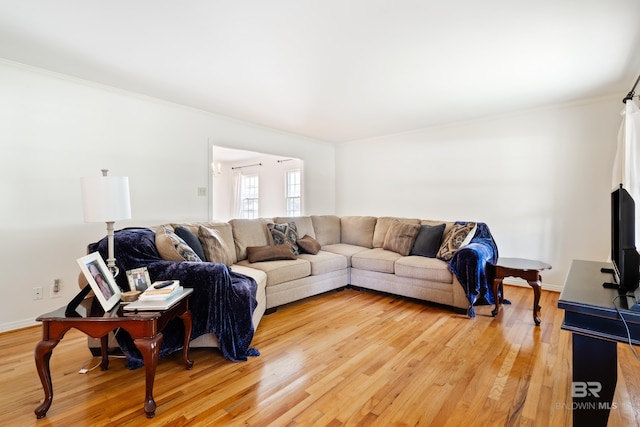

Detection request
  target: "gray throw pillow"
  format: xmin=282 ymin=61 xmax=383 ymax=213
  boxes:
xmin=175 ymin=226 xmax=207 ymax=261
xmin=410 ymin=224 xmax=446 ymax=258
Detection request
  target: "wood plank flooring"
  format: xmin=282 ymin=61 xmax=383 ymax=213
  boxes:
xmin=3 ymin=285 xmax=640 ymax=426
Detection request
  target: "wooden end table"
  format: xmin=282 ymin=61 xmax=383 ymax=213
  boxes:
xmin=34 ymin=288 xmax=194 ymax=419
xmin=490 ymin=257 xmax=552 ymax=326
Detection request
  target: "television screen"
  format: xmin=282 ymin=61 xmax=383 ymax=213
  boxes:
xmin=609 ymin=184 xmax=639 ymax=292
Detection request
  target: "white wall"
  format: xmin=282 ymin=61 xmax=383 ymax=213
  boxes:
xmin=0 ymin=60 xmax=334 ymax=331
xmin=336 ymin=97 xmax=622 ymax=288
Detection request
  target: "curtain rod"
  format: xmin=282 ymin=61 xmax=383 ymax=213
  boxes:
xmin=231 ymin=163 xmax=262 ymax=170
xmin=623 ymin=73 xmax=640 ymax=103
xmin=277 ymin=158 xmax=294 ymax=163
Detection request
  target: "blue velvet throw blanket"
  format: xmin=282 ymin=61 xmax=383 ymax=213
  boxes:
xmin=88 ymin=228 xmax=259 ymax=369
xmin=448 ymin=222 xmax=501 ymax=318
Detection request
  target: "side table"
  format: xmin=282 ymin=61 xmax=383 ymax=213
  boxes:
xmin=490 ymin=257 xmax=551 ymax=326
xmin=34 ymin=288 xmax=194 ymax=419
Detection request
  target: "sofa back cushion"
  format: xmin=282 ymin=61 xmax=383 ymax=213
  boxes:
xmin=311 ymin=215 xmax=341 ymax=246
xmin=229 ymin=218 xmax=272 ymax=261
xmin=372 ymin=217 xmax=421 ymax=248
xmin=273 ymin=216 xmax=316 ymax=239
xmin=340 ymin=216 xmax=377 ymax=248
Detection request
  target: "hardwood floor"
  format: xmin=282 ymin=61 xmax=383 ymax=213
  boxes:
xmin=3 ymin=285 xmax=640 ymax=426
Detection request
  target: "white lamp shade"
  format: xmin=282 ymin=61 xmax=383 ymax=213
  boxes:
xmin=81 ymin=175 xmax=131 ymax=222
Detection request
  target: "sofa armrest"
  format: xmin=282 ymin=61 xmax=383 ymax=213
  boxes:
xmin=448 ymin=223 xmax=498 ymax=316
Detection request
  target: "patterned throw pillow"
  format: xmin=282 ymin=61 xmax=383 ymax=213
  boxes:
xmin=155 ymin=225 xmax=203 ymax=262
xmin=436 ymin=222 xmax=477 ymax=261
xmin=267 ymin=222 xmax=299 ymax=255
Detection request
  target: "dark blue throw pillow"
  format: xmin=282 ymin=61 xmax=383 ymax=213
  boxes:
xmin=174 ymin=226 xmax=207 ymax=262
xmin=410 ymin=223 xmax=446 ymax=258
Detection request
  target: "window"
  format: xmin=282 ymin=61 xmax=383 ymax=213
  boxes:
xmin=285 ymin=169 xmax=301 ymax=216
xmin=240 ymin=174 xmax=259 ymax=219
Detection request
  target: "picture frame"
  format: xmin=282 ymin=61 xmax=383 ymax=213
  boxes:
xmin=77 ymin=252 xmax=122 ymax=312
xmin=126 ymin=267 xmax=151 ymax=292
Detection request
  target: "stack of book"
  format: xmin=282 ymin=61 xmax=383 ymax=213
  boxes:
xmin=138 ymin=280 xmax=182 ymax=301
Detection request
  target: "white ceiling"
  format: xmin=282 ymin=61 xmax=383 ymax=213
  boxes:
xmin=1 ymin=0 xmax=639 ymax=143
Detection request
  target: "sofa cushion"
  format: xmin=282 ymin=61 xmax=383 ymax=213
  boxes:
xmin=229 ymin=218 xmax=272 ymax=261
xmin=235 ymin=258 xmax=311 ymax=287
xmin=298 ymin=250 xmax=348 ymax=275
xmin=174 ymin=226 xmax=207 ymax=261
xmin=321 ymin=243 xmax=370 ymax=267
xmin=155 ymin=225 xmax=203 ymax=262
xmin=246 ymin=245 xmax=297 ymax=263
xmin=437 ymin=222 xmax=477 ymax=261
xmin=311 ymin=215 xmax=341 ymax=246
xmin=351 ymin=248 xmax=402 ymax=274
xmin=273 ymin=216 xmax=316 ymax=239
xmin=395 ymin=256 xmax=453 ymax=283
xmin=198 ymin=225 xmax=235 ymax=266
xmin=372 ymin=217 xmax=421 ymax=248
xmin=228 ymin=264 xmax=267 ymax=295
xmin=340 ymin=216 xmax=377 ymax=248
xmin=382 ymin=221 xmax=420 ymax=256
xmin=410 ymin=223 xmax=446 ymax=258
xmin=297 ymin=234 xmax=321 ymax=255
xmin=267 ymin=222 xmax=299 ymax=255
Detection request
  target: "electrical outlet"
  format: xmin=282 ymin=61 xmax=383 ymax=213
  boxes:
xmin=50 ymin=279 xmax=61 ymax=298
xmin=197 ymin=187 xmax=207 ymax=197
xmin=33 ymin=287 xmax=43 ymax=300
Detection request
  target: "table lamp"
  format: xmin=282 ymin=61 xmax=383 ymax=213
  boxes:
xmin=81 ymin=169 xmax=131 ymax=278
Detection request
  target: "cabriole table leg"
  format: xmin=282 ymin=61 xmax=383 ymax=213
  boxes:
xmin=34 ymin=339 xmax=59 ymax=418
xmin=133 ymin=333 xmax=163 ymax=418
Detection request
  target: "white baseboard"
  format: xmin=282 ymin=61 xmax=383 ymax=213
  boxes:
xmin=503 ymin=278 xmax=562 ymax=293
xmin=0 ymin=319 xmax=38 ymax=333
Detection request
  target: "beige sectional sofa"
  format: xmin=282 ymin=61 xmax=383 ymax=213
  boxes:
xmin=86 ymin=215 xmax=495 ymax=357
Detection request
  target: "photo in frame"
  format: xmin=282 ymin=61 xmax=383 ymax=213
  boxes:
xmin=126 ymin=267 xmax=151 ymax=292
xmin=77 ymin=252 xmax=122 ymax=311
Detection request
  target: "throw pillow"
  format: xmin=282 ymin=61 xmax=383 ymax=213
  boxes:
xmin=410 ymin=223 xmax=446 ymax=258
xmin=267 ymin=222 xmax=299 ymax=255
xmin=197 ymin=225 xmax=234 ymax=266
xmin=155 ymin=226 xmax=203 ymax=262
xmin=437 ymin=222 xmax=477 ymax=261
xmin=297 ymin=234 xmax=321 ymax=255
xmin=174 ymin=226 xmax=207 ymax=261
xmin=382 ymin=221 xmax=421 ymax=256
xmin=246 ymin=245 xmax=297 ymax=263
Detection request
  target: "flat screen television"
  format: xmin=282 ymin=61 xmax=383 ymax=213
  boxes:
xmin=603 ymin=184 xmax=640 ymax=292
